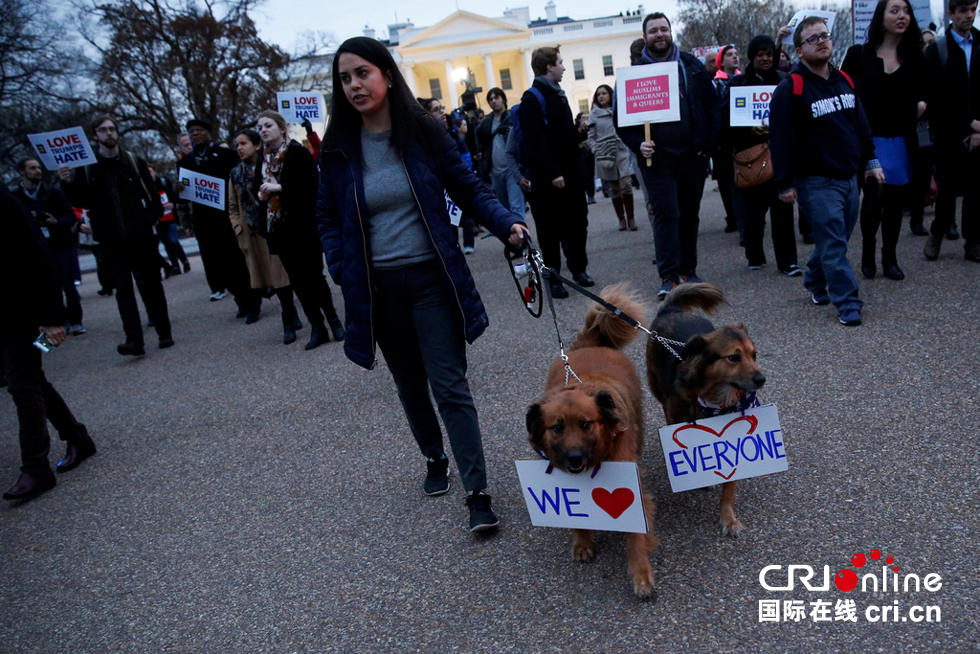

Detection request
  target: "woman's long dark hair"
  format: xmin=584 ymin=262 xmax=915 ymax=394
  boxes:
xmin=865 ymin=0 xmax=923 ymax=62
xmin=323 ymin=36 xmax=442 ymax=163
xmin=591 ymin=84 xmax=614 ymax=109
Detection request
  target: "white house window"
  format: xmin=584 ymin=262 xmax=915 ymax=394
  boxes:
xmin=602 ymin=55 xmax=614 ymax=77
xmin=430 ymin=79 xmax=442 ymax=99
xmin=499 ymin=68 xmax=512 ymax=90
xmin=578 ymin=98 xmax=589 ymax=114
xmin=573 ymin=59 xmax=585 ymax=80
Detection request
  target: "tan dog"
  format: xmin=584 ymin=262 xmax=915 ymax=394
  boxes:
xmin=525 ymin=284 xmax=658 ymax=597
xmin=646 ymin=283 xmax=766 ymax=537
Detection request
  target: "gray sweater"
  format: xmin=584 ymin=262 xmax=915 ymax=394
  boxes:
xmin=361 ymin=128 xmax=437 ymax=268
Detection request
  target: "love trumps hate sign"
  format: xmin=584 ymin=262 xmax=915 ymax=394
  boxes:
xmin=730 ymin=86 xmax=777 ymax=127
xmin=657 ymin=404 xmax=788 ymax=493
xmin=28 ymin=127 xmax=97 ymax=170
xmin=616 ymin=62 xmax=681 ymax=127
xmin=276 ymin=92 xmax=324 ymax=123
xmin=515 ymin=461 xmax=649 ymax=533
xmin=177 ymin=168 xmax=226 ymax=211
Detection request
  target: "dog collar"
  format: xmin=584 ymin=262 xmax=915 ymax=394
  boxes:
xmin=696 ymin=392 xmax=760 ymax=418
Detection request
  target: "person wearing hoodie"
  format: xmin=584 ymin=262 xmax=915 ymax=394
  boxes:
xmin=713 ymin=44 xmax=742 ymax=235
xmin=588 ymin=84 xmax=636 ymax=231
xmin=770 ymin=17 xmax=884 ymax=327
xmin=617 ymin=12 xmax=722 ymax=299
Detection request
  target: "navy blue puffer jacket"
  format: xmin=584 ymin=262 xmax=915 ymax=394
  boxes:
xmin=316 ymin=119 xmax=522 ymax=370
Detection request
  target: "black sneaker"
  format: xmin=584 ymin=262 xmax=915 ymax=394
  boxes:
xmin=657 ymin=278 xmax=676 ymax=300
xmin=810 ymin=288 xmax=831 ymax=306
xmin=424 ymin=456 xmax=450 ymax=496
xmin=466 ymin=491 xmax=499 ymax=532
xmin=779 ymin=265 xmax=803 ymax=277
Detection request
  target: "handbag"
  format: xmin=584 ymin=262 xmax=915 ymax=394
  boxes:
xmin=732 ymin=143 xmax=773 ymax=189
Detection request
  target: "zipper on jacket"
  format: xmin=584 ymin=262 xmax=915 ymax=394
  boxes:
xmin=337 ymin=149 xmax=377 ymax=368
xmin=400 ymin=158 xmax=467 ymax=329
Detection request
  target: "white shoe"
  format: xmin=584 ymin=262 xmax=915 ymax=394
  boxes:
xmin=463 ymin=245 xmax=474 ymax=255
xmin=209 ymin=291 xmax=227 ymax=301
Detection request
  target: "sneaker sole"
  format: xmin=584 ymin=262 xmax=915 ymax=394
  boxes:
xmin=424 ymin=471 xmax=451 ymax=496
xmin=470 ymin=519 xmax=500 ymax=532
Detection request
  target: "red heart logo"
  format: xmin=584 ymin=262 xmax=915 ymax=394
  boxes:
xmin=671 ymin=415 xmax=758 ymax=449
xmin=591 ymin=487 xmax=635 ymax=519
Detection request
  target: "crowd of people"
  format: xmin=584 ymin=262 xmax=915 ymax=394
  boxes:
xmin=3 ymin=0 xmax=978 ymax=531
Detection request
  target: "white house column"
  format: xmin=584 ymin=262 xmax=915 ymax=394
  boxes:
xmin=521 ymin=46 xmax=534 ymax=88
xmin=482 ymin=52 xmax=496 ymax=89
xmin=444 ymin=58 xmax=459 ymax=110
xmin=402 ymin=61 xmax=417 ymax=96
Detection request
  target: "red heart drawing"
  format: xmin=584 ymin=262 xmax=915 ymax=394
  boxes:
xmin=592 ymin=487 xmax=635 ymax=519
xmin=671 ymin=415 xmax=758 ymax=449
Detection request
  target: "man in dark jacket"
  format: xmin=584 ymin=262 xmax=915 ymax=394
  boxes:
xmin=13 ymin=158 xmax=85 ymax=334
xmin=923 ymin=0 xmax=980 ymax=262
xmin=476 ymin=88 xmax=525 ymax=221
xmin=1 ymin=187 xmax=95 ymax=501
xmin=617 ymin=12 xmax=722 ymax=299
xmin=770 ymin=18 xmax=883 ymax=327
xmin=519 ymin=45 xmax=593 ymax=299
xmin=175 ymin=118 xmax=255 ymax=312
xmin=59 ymin=116 xmax=174 ymax=355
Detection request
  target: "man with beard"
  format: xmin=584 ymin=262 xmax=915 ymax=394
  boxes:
xmin=59 ymin=116 xmax=173 ymax=355
xmin=175 ymin=119 xmax=255 ymax=314
xmin=770 ymin=18 xmax=883 ymax=327
xmin=617 ymin=12 xmax=721 ymax=300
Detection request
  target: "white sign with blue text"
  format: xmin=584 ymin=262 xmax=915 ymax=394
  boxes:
xmin=658 ymin=403 xmax=788 ymax=493
xmin=730 ymin=85 xmax=777 ymax=127
xmin=276 ymin=92 xmax=324 ymax=123
xmin=515 ymin=460 xmax=648 ymax=534
xmin=177 ymin=168 xmax=225 ymax=211
xmin=445 ymin=191 xmax=462 ymax=226
xmin=28 ymin=127 xmax=97 ymax=170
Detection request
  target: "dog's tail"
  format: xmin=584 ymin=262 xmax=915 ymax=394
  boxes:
xmin=659 ymin=282 xmax=726 ymax=316
xmin=571 ymin=283 xmax=649 ymax=351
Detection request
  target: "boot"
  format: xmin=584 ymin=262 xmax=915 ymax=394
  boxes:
xmin=327 ymin=315 xmax=345 ymax=342
xmin=623 ymin=193 xmax=637 ymax=231
xmin=924 ymin=232 xmax=943 ymax=261
xmin=282 ymin=305 xmax=301 ymax=345
xmin=305 ymin=321 xmax=330 ymax=350
xmin=612 ymin=196 xmax=627 ymax=231
xmin=860 ymin=244 xmax=876 ymax=279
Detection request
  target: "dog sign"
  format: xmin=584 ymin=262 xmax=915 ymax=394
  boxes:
xmin=658 ymin=404 xmax=788 ymax=493
xmin=730 ymin=85 xmax=776 ymax=127
xmin=515 ymin=461 xmax=648 ymax=534
xmin=615 ymin=62 xmax=681 ymax=128
xmin=177 ymin=168 xmax=225 ymax=211
xmin=28 ymin=127 xmax=97 ymax=170
xmin=276 ymin=92 xmax=324 ymax=123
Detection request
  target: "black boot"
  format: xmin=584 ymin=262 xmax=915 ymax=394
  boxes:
xmin=861 ymin=245 xmax=876 ymax=279
xmin=327 ymin=315 xmax=345 ymax=341
xmin=282 ymin=304 xmax=301 ymax=344
xmin=305 ymin=321 xmax=330 ymax=350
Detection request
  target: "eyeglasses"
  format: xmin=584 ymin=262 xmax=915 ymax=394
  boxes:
xmin=802 ymin=32 xmax=832 ymax=46
xmin=95 ymin=126 xmax=118 ymax=134
xmin=430 ymin=105 xmax=445 ymax=113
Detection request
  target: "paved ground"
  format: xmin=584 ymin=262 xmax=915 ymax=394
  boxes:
xmin=2 ymin=183 xmax=978 ymax=653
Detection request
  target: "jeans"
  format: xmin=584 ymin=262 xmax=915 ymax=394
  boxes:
xmin=491 ymin=172 xmax=526 ymax=221
xmin=102 ymin=236 xmax=172 ymax=344
xmin=732 ymin=180 xmax=798 ymax=270
xmin=640 ymin=153 xmax=708 ymax=281
xmin=2 ymin=324 xmax=89 ymax=475
xmin=373 ymin=260 xmax=488 ymax=492
xmin=157 ymin=221 xmax=188 ymax=269
xmin=796 ymin=176 xmax=863 ymax=312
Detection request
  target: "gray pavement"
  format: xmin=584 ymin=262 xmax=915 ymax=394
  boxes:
xmin=2 ymin=183 xmax=978 ymax=653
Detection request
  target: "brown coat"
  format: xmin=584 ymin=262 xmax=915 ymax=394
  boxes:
xmin=228 ymin=170 xmax=290 ymax=290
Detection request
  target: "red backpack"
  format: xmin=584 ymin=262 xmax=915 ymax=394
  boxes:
xmin=790 ymin=68 xmax=855 ymax=95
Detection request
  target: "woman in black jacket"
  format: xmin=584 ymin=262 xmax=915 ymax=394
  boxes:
xmin=255 ymin=110 xmax=344 ymax=350
xmin=842 ymin=0 xmax=926 ymax=280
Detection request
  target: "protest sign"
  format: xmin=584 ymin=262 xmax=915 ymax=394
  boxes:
xmin=515 ymin=460 xmax=648 ymax=534
xmin=445 ymin=191 xmax=461 ymax=226
xmin=28 ymin=127 xmax=97 ymax=170
xmin=276 ymin=92 xmax=325 ymax=123
xmin=690 ymin=45 xmax=719 ymax=63
xmin=615 ymin=62 xmax=681 ymax=128
xmin=730 ymin=85 xmax=777 ymax=127
xmin=658 ymin=404 xmax=788 ymax=493
xmin=177 ymin=168 xmax=225 ymax=211
xmin=787 ymin=9 xmax=837 ymax=35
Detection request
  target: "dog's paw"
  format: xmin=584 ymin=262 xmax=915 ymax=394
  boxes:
xmin=720 ymin=518 xmax=744 ymax=538
xmin=632 ymin=570 xmax=655 ymax=598
xmin=572 ymin=541 xmax=595 ymax=562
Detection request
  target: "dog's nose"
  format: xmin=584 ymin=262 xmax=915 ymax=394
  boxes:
xmin=753 ymin=374 xmax=766 ymax=389
xmin=565 ymin=451 xmax=585 ymax=470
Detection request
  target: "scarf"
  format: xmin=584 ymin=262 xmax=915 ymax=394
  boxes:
xmin=262 ymin=139 xmax=289 ymax=232
xmin=534 ymin=75 xmax=565 ymax=98
xmin=229 ymin=160 xmax=263 ymax=232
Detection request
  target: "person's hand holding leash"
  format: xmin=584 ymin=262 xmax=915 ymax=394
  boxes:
xmin=508 ymin=223 xmax=530 ymax=246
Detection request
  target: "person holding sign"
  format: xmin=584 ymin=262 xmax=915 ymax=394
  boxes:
xmin=617 ymin=13 xmax=721 ymax=300
xmin=842 ymin=0 xmax=927 ymax=281
xmin=770 ymin=18 xmax=883 ymax=327
xmin=317 ymin=37 xmax=528 ymax=532
xmin=255 ymin=110 xmax=345 ymax=350
xmin=58 ymin=117 xmax=174 ymax=355
xmin=722 ymin=35 xmax=801 ymax=276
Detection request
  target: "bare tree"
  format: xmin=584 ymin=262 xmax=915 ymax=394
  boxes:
xmin=675 ymin=0 xmax=798 ymax=52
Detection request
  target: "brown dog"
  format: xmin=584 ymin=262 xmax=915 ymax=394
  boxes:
xmin=525 ymin=284 xmax=658 ymax=597
xmin=646 ymin=283 xmax=766 ymax=537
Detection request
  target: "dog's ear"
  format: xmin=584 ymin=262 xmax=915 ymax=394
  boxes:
xmin=526 ymin=402 xmax=545 ymax=444
xmin=595 ymin=391 xmax=621 ymax=427
xmin=730 ymin=322 xmax=748 ymax=336
xmin=682 ymin=334 xmax=709 ymax=360
xmin=678 ymin=334 xmax=710 ymax=390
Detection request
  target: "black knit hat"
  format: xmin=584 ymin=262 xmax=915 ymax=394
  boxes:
xmin=747 ymin=35 xmax=776 ymax=62
xmin=185 ymin=118 xmax=212 ymax=132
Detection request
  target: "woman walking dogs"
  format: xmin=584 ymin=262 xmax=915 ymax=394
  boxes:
xmin=316 ymin=37 xmax=528 ymax=532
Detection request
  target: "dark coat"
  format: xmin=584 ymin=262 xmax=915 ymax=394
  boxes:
xmin=721 ymin=67 xmax=788 ymax=156
xmin=316 ymin=118 xmax=521 ymax=370
xmin=11 ymin=182 xmax=77 ymax=251
xmin=519 ymin=79 xmax=586 ymax=188
xmin=924 ymin=29 xmax=980 ymax=148
xmin=60 ymin=149 xmax=161 ymax=244
xmin=1 ymin=187 xmax=66 ymax=329
xmin=475 ymin=109 xmax=513 ymax=180
xmin=254 ymin=140 xmax=320 ymax=256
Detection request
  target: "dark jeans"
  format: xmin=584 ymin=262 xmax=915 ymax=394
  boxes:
xmin=52 ymin=248 xmax=83 ymax=325
xmin=932 ymin=145 xmax=979 ymax=247
xmin=860 ymin=179 xmax=906 ymax=263
xmin=102 ymin=236 xmax=172 ymax=345
xmin=373 ymin=260 xmax=487 ymax=492
xmin=732 ymin=180 xmax=798 ymax=270
xmin=272 ymin=235 xmax=338 ymax=327
xmin=796 ymin=176 xmax=862 ymax=312
xmin=528 ymin=182 xmax=590 ymax=276
xmin=641 ymin=154 xmax=708 ymax=281
xmin=157 ymin=221 xmax=188 ymax=269
xmin=2 ymin=324 xmax=89 ymax=475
